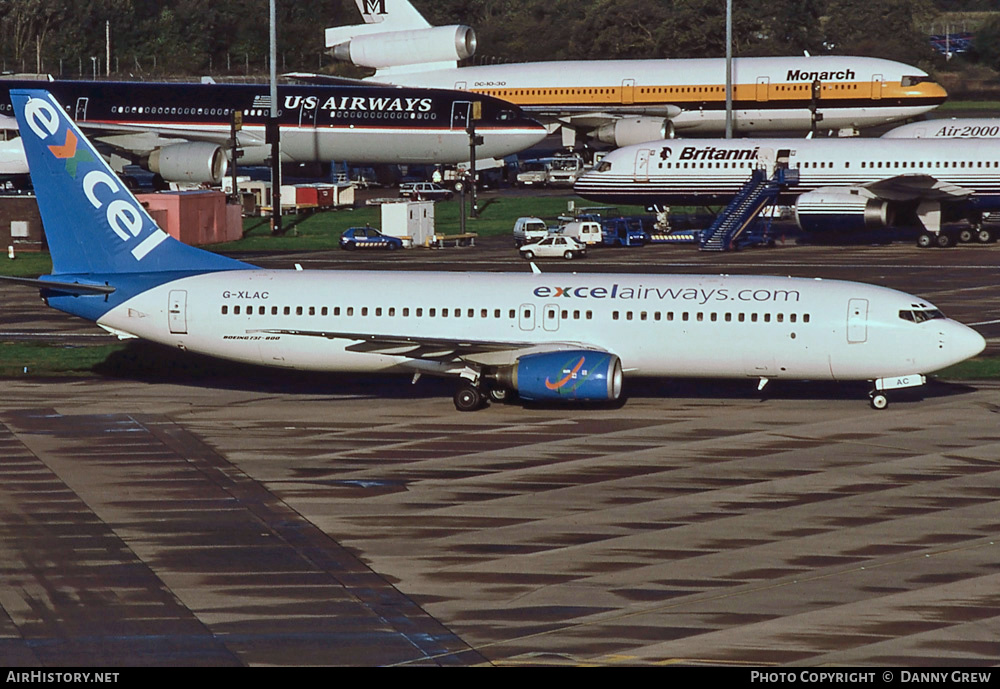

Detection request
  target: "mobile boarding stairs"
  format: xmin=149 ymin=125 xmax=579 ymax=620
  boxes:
xmin=699 ymin=167 xmax=799 ymax=251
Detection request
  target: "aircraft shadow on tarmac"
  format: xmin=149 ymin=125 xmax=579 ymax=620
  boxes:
xmin=87 ymin=340 xmax=979 ymax=408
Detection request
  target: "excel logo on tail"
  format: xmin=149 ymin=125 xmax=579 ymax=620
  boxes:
xmin=22 ymin=94 xmax=167 ymax=261
xmin=47 ymin=130 xmax=93 ymax=177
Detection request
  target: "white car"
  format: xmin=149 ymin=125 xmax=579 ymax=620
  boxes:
xmin=519 ymin=236 xmax=588 ymax=260
xmin=399 ymin=181 xmax=454 ymax=200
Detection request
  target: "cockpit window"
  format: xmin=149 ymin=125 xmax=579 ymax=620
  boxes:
xmin=901 ymin=75 xmax=929 ymax=87
xmin=596 ymin=161 xmax=612 ymax=173
xmin=499 ymin=109 xmax=515 ymax=121
xmin=899 ymin=308 xmax=944 ymax=323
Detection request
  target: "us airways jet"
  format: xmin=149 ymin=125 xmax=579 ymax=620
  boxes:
xmin=314 ymin=0 xmax=948 ymax=147
xmin=4 ymin=89 xmax=985 ymax=411
xmin=0 ymin=78 xmax=545 ymax=184
xmin=574 ymin=138 xmax=1000 ymax=247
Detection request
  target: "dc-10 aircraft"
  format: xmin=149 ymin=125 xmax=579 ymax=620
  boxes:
xmin=317 ymin=0 xmax=947 ymax=147
xmin=4 ymin=89 xmax=985 ymax=411
xmin=574 ymin=138 xmax=1000 ymax=247
xmin=0 ymin=78 xmax=546 ymax=185
xmin=883 ymin=118 xmax=1000 ymax=138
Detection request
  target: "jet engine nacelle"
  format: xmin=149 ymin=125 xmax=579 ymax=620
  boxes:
xmin=147 ymin=142 xmax=227 ymax=185
xmin=331 ymin=26 xmax=477 ymax=70
xmin=594 ymin=118 xmax=674 ymax=147
xmin=793 ymin=188 xmax=892 ymax=232
xmin=492 ymin=350 xmax=623 ymax=402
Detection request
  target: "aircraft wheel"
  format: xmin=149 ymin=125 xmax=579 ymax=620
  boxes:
xmin=488 ymin=387 xmax=510 ymax=403
xmin=935 ymin=232 xmax=955 ymax=248
xmin=454 ymin=384 xmax=484 ymax=412
xmin=870 ymin=393 xmax=888 ymax=410
xmin=976 ymin=228 xmax=994 ymax=243
xmin=916 ymin=232 xmax=934 ymax=249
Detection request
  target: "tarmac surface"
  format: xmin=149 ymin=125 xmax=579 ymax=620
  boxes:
xmin=2 ymin=227 xmax=1000 ymax=666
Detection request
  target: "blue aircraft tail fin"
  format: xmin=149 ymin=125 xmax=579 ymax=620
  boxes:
xmin=11 ymin=89 xmax=249 ymax=276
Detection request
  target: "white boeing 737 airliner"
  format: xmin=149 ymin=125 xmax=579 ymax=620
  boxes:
xmin=4 ymin=89 xmax=986 ymax=410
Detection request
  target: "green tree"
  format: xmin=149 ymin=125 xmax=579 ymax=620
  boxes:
xmin=972 ymin=14 xmax=1000 ymax=70
xmin=0 ymin=0 xmax=68 ymax=72
xmin=823 ymin=0 xmax=941 ymax=68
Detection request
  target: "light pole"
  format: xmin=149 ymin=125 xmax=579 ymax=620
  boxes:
xmin=269 ymin=0 xmax=283 ymax=235
xmin=725 ymin=0 xmax=733 ymax=139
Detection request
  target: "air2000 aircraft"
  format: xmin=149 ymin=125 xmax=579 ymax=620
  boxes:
xmin=882 ymin=118 xmax=1000 ymax=139
xmin=4 ymin=89 xmax=986 ymax=411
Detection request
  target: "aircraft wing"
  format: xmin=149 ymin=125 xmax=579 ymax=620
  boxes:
xmin=524 ymin=106 xmax=683 ymax=123
xmin=282 ymin=71 xmax=396 ymax=87
xmin=862 ymin=174 xmax=975 ymax=202
xmin=79 ymin=121 xmax=267 ymax=151
xmin=249 ymin=327 xmax=607 ymax=364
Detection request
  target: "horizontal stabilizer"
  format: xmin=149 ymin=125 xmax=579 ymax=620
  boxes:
xmin=0 ymin=274 xmax=116 ymax=295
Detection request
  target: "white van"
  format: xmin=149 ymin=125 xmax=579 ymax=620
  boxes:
xmin=513 ymin=217 xmax=549 ymax=246
xmin=558 ymin=220 xmax=603 ymax=245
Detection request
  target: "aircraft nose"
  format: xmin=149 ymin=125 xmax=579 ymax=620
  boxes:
xmin=922 ymin=81 xmax=949 ymax=104
xmin=948 ymin=321 xmax=986 ymax=364
xmin=573 ymin=169 xmax=598 ymax=193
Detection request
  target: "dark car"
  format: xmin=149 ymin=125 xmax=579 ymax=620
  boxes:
xmin=339 ymin=226 xmax=404 ymax=250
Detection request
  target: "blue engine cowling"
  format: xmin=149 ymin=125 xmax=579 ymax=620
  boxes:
xmin=494 ymin=350 xmax=623 ymax=401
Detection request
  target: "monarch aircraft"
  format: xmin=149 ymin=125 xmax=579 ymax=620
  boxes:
xmin=317 ymin=0 xmax=948 ymax=147
xmin=3 ymin=89 xmax=986 ymax=411
xmin=0 ymin=78 xmax=546 ymax=184
xmin=574 ymin=137 xmax=1000 ymax=247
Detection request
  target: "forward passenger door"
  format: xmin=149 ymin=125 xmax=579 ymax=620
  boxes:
xmin=847 ymin=298 xmax=869 ymax=343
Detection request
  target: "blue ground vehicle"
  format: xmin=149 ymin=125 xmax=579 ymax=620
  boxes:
xmin=600 ymin=216 xmax=648 ymax=247
xmin=339 ymin=226 xmax=404 ymax=250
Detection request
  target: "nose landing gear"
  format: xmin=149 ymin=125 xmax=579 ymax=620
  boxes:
xmin=869 ymin=391 xmax=889 ymax=410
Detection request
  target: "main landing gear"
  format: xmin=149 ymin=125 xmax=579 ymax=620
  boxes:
xmin=917 ymin=227 xmax=995 ymax=248
xmin=453 ymin=380 xmax=513 ymax=411
xmin=454 ymin=383 xmax=483 ymax=412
